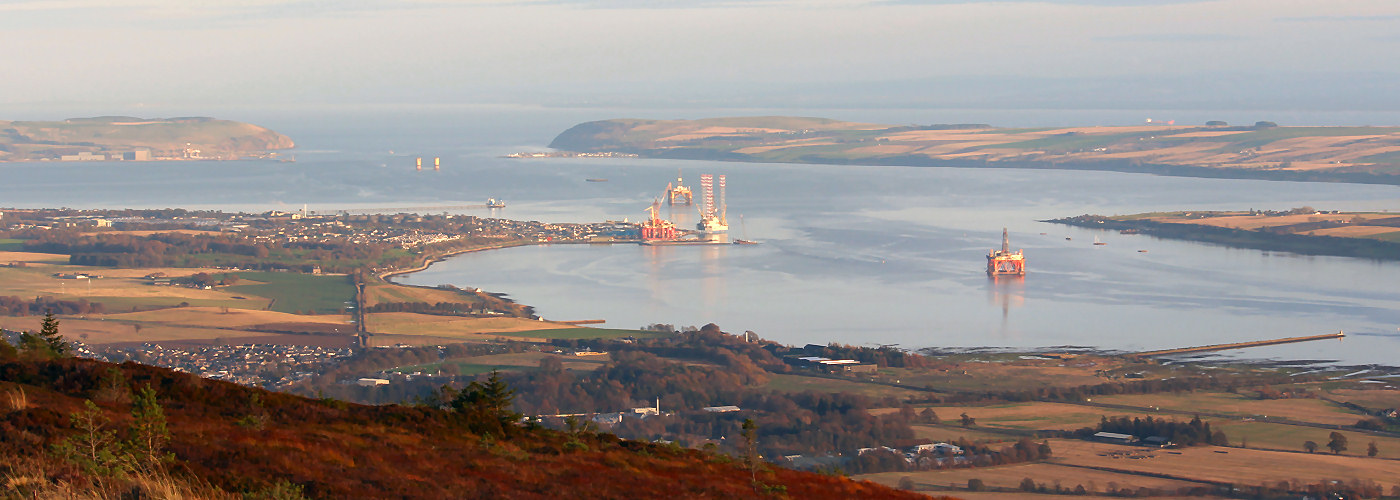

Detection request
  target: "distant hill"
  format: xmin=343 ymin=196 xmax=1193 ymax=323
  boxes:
xmin=0 ymin=356 xmax=928 ymax=499
xmin=549 ymin=117 xmax=1400 ymax=185
xmin=0 ymin=116 xmax=294 ymax=162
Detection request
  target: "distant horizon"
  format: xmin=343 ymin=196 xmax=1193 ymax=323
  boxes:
xmin=3 ymin=1 xmax=1397 ymax=118
xmin=9 ymin=103 xmax=1400 ymax=131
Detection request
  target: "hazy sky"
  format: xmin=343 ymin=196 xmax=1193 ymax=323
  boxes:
xmin=3 ymin=0 xmax=1398 ymax=112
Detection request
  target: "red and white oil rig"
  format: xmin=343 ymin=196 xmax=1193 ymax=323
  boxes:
xmin=987 ymin=228 xmax=1025 ymax=276
xmin=640 ymin=199 xmax=679 ymax=240
xmin=696 ymin=174 xmax=728 ymax=233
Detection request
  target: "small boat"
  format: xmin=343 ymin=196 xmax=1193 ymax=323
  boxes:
xmin=732 ymin=239 xmax=759 ymax=245
xmin=486 ymin=198 xmax=506 ymax=208
xmin=586 ymin=178 xmax=608 ymax=182
xmin=1138 ymin=249 xmax=1148 ymax=253
xmin=1065 ymin=237 xmax=1072 ymax=241
xmin=1093 ymin=236 xmax=1106 ymax=246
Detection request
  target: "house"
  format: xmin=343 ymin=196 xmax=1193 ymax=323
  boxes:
xmin=356 ymin=378 xmax=390 ymax=387
xmin=912 ymin=442 xmax=963 ymax=455
xmin=857 ymin=446 xmax=898 ymax=456
xmin=1093 ymin=432 xmax=1138 ymax=444
xmin=702 ymin=405 xmax=741 ymax=413
xmin=1143 ymin=436 xmax=1173 ymax=448
xmin=591 ymin=412 xmax=625 ymax=426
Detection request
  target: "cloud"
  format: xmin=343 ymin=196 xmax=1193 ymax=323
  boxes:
xmin=1277 ymin=14 xmax=1400 ymax=23
xmin=882 ymin=0 xmax=1212 ymax=5
xmin=1094 ymin=33 xmax=1245 ymax=43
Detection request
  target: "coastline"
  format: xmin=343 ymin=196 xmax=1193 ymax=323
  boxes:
xmin=1047 ymin=215 xmax=1400 ymax=261
xmin=377 ymin=240 xmax=537 ymax=281
xmin=638 ymin=149 xmax=1400 ymax=187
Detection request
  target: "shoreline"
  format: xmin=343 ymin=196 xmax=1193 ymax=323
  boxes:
xmin=377 ymin=240 xmax=537 ymax=281
xmin=636 ymin=150 xmax=1400 ymax=187
xmin=1047 ymin=215 xmax=1400 ymax=261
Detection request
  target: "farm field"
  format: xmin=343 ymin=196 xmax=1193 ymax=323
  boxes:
xmin=365 ymin=312 xmax=577 ymax=338
xmin=888 ymin=354 xmax=1136 ymax=393
xmin=0 ymin=260 xmax=263 ymax=311
xmin=1324 ymin=388 xmax=1400 ymax=410
xmin=93 ymin=306 xmax=352 ymax=329
xmin=1045 ymin=438 xmax=1400 ymax=490
xmin=906 ymin=402 xmax=1147 ymax=432
xmin=764 ymin=374 xmax=928 ymax=400
xmin=1090 ymin=392 xmax=1367 ymax=427
xmin=224 ymin=271 xmax=355 ymax=314
xmin=859 ymin=462 xmax=1205 ymax=495
xmin=908 ymin=424 xmax=1022 ymax=445
xmin=0 ymin=315 xmax=351 ymax=346
xmin=1211 ymin=420 xmax=1400 ymax=459
xmin=554 ymin=117 xmax=1400 ymax=183
xmin=363 ymin=282 xmax=479 ymax=307
xmin=389 ymin=351 xmax=610 ymax=374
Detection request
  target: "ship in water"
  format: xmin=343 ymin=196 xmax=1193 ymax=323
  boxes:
xmin=987 ymin=228 xmax=1026 ymax=276
xmin=696 ymin=174 xmax=728 ymax=234
xmin=486 ymin=198 xmax=506 ymax=208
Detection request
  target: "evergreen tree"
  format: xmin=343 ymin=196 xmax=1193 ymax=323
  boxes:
xmin=451 ymin=370 xmax=521 ymax=435
xmin=52 ymin=400 xmax=134 ymax=477
xmin=127 ymin=384 xmax=173 ymax=472
xmin=742 ymin=418 xmax=759 ymax=486
xmin=21 ymin=311 xmax=70 ymax=357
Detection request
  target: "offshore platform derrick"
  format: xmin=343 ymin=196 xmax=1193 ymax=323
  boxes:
xmin=640 ymin=199 xmax=678 ymax=240
xmin=987 ymin=228 xmax=1025 ymax=276
xmin=666 ymin=170 xmax=693 ymax=205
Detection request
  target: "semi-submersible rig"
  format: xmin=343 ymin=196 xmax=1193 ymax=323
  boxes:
xmin=987 ymin=228 xmax=1025 ymax=276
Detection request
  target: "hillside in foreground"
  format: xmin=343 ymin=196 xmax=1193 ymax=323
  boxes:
xmin=0 ymin=355 xmax=927 ymax=499
xmin=547 ymin=117 xmax=1400 ymax=185
xmin=0 ymin=116 xmax=294 ymax=162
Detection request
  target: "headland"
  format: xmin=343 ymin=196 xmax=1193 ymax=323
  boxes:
xmin=0 ymin=116 xmax=294 ymax=162
xmin=546 ymin=116 xmax=1400 ymax=185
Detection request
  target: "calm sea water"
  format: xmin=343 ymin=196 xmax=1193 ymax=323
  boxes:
xmin=4 ymin=106 xmax=1399 ymax=365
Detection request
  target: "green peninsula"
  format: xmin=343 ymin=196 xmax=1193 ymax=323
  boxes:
xmin=1051 ymin=209 xmax=1400 ymax=260
xmin=0 ymin=116 xmax=294 ymax=162
xmin=549 ymin=116 xmax=1400 ymax=184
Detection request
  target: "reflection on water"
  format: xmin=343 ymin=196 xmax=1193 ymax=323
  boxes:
xmin=987 ymin=275 xmax=1026 ymax=329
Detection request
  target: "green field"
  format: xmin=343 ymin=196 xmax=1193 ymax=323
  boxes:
xmin=1214 ymin=420 xmax=1400 ymax=459
xmin=763 ymin=373 xmax=926 ymax=400
xmin=0 ymin=239 xmax=25 ymax=251
xmin=908 ymin=424 xmax=1021 ymax=444
xmin=224 ymin=272 xmax=355 ymax=314
xmin=491 ymin=327 xmax=665 ymax=341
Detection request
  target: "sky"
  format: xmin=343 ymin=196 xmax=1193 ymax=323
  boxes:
xmin=2 ymin=0 xmax=1399 ymax=115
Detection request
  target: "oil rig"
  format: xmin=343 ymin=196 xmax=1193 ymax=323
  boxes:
xmin=640 ymin=199 xmax=679 ymax=240
xmin=665 ymin=170 xmax=693 ymax=205
xmin=987 ymin=228 xmax=1025 ymax=276
xmin=696 ymin=174 xmax=728 ymax=233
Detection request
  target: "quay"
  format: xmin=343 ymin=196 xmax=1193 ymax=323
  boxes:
xmin=1133 ymin=331 xmax=1345 ymax=358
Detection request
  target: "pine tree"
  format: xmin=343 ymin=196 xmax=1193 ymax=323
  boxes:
xmin=52 ymin=400 xmax=134 ymax=477
xmin=32 ymin=311 xmax=70 ymax=356
xmin=127 ymin=384 xmax=173 ymax=472
xmin=742 ymin=418 xmax=759 ymax=486
xmin=452 ymin=370 xmax=521 ymax=435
